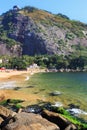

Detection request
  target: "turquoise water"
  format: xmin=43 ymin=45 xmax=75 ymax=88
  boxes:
xmin=27 ymin=72 xmax=87 ymax=111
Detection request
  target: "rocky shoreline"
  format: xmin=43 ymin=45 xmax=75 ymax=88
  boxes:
xmin=0 ymin=105 xmax=77 ymax=130
xmin=0 ymin=99 xmax=87 ymax=130
xmin=47 ymin=68 xmax=87 ymax=73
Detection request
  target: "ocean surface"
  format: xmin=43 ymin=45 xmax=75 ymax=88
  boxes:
xmin=27 ymin=72 xmax=87 ymax=112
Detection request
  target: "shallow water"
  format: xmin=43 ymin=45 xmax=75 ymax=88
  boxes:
xmin=1 ymin=72 xmax=87 ymax=119
xmin=0 ymin=81 xmax=16 ymax=89
xmin=27 ymin=72 xmax=87 ymax=112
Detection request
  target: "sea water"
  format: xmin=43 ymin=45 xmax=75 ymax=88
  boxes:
xmin=27 ymin=72 xmax=87 ymax=113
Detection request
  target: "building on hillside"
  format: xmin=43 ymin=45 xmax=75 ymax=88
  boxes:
xmin=27 ymin=63 xmax=39 ymax=70
xmin=13 ymin=5 xmax=20 ymax=11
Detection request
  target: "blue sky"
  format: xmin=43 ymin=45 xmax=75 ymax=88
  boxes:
xmin=0 ymin=0 xmax=87 ymax=23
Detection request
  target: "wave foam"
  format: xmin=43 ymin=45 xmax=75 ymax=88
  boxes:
xmin=25 ymin=76 xmax=30 ymax=81
xmin=67 ymin=108 xmax=87 ymax=115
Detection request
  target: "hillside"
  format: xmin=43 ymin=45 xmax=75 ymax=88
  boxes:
xmin=0 ymin=6 xmax=87 ymax=56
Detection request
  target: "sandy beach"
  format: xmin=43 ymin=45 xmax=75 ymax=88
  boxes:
xmin=0 ymin=70 xmax=28 ymax=81
xmin=0 ymin=68 xmax=45 ymax=80
xmin=0 ymin=68 xmax=46 ymax=106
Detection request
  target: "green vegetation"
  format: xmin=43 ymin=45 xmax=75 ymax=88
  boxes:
xmin=0 ymin=6 xmax=87 ymax=71
xmin=0 ymin=13 xmax=20 ymax=48
xmin=34 ymin=55 xmax=87 ymax=71
xmin=58 ymin=39 xmax=65 ymax=45
xmin=2 ymin=12 xmax=13 ymax=30
xmin=0 ymin=6 xmax=87 ymax=58
xmin=0 ymin=99 xmax=23 ymax=111
xmin=0 ymin=6 xmax=87 ymax=129
xmin=52 ymin=107 xmax=87 ymax=130
xmin=65 ymin=33 xmax=75 ymax=40
xmin=22 ymin=6 xmax=38 ymax=13
xmin=0 ymin=54 xmax=87 ymax=71
xmin=20 ymin=6 xmax=87 ymax=35
xmin=0 ymin=99 xmax=87 ymax=129
xmin=0 ymin=99 xmax=23 ymax=105
xmin=56 ymin=13 xmax=70 ymax=20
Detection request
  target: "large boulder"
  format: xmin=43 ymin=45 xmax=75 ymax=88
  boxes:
xmin=64 ymin=124 xmax=77 ymax=130
xmin=1 ymin=112 xmax=60 ymax=130
xmin=41 ymin=110 xmax=77 ymax=130
xmin=0 ymin=105 xmax=16 ymax=124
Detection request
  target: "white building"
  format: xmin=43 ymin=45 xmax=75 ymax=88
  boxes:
xmin=0 ymin=59 xmax=2 ymax=64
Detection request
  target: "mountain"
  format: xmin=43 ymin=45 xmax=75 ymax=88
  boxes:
xmin=0 ymin=6 xmax=87 ymax=57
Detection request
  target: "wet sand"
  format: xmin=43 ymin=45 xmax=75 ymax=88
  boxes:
xmin=0 ymin=68 xmax=46 ymax=106
xmin=0 ymin=89 xmax=41 ymax=105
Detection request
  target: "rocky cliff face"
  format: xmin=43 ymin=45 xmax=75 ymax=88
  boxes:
xmin=0 ymin=6 xmax=87 ymax=56
xmin=0 ymin=42 xmax=22 ymax=56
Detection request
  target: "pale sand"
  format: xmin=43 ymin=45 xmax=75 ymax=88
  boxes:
xmin=0 ymin=68 xmax=46 ymax=106
xmin=0 ymin=70 xmax=27 ymax=81
xmin=0 ymin=68 xmax=45 ymax=81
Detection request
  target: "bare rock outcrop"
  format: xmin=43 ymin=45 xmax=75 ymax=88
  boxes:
xmin=1 ymin=6 xmax=87 ymax=56
xmin=1 ymin=112 xmax=59 ymax=130
xmin=0 ymin=106 xmax=16 ymax=124
xmin=0 ymin=106 xmax=80 ymax=130
xmin=41 ymin=110 xmax=77 ymax=130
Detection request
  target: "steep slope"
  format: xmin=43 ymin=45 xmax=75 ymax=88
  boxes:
xmin=0 ymin=6 xmax=87 ymax=56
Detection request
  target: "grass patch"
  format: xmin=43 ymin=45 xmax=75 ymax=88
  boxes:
xmin=0 ymin=99 xmax=24 ymax=112
xmin=52 ymin=107 xmax=87 ymax=130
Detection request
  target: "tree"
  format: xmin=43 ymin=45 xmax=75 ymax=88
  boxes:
xmin=9 ymin=57 xmax=27 ymax=70
xmin=69 ymin=57 xmax=84 ymax=70
xmin=57 ymin=13 xmax=69 ymax=20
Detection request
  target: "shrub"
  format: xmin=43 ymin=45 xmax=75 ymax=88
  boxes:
xmin=65 ymin=33 xmax=74 ymax=40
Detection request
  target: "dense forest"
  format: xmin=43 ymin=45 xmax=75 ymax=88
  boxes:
xmin=0 ymin=54 xmax=87 ymax=71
